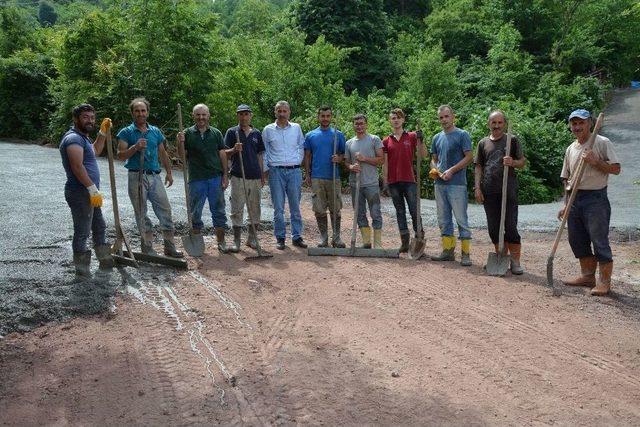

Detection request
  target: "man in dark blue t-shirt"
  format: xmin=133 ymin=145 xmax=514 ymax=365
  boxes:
xmin=303 ymin=106 xmax=346 ymax=248
xmin=59 ymin=103 xmax=113 ymax=278
xmin=224 ymin=104 xmax=266 ymax=252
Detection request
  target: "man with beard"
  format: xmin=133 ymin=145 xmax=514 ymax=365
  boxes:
xmin=304 ymin=106 xmax=346 ymax=248
xmin=59 ymin=103 xmax=114 ymax=278
xmin=117 ymin=97 xmax=183 ymax=258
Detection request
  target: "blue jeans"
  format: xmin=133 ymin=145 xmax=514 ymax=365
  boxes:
xmin=190 ymin=176 xmax=227 ymax=229
xmin=434 ymin=184 xmax=471 ymax=240
xmin=65 ymin=186 xmax=107 ymax=253
xmin=269 ymin=167 xmax=303 ymax=240
xmin=568 ymin=188 xmax=612 ymax=262
xmin=127 ymin=171 xmax=175 ymax=234
xmin=389 ymin=181 xmax=422 ymax=235
xmin=350 ymin=185 xmax=382 ymax=230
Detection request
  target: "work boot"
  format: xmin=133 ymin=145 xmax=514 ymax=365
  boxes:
xmin=591 ymin=261 xmax=613 ymax=296
xmin=399 ymin=232 xmax=410 ymax=253
xmin=331 ymin=215 xmax=346 ymax=248
xmin=460 ymin=239 xmax=472 ymax=266
xmin=94 ymin=245 xmax=114 ymax=270
xmin=360 ymin=227 xmax=372 ymax=249
xmin=215 ymin=227 xmax=228 ymax=254
xmin=276 ymin=238 xmax=286 ymax=250
xmin=230 ymin=226 xmax=242 ymax=253
xmin=292 ymin=237 xmax=308 ymax=248
xmin=162 ymin=230 xmax=184 ymax=258
xmin=373 ymin=229 xmax=382 ymax=249
xmin=247 ymin=226 xmax=258 ymax=249
xmin=316 ymin=215 xmax=329 ymax=248
xmin=141 ymin=231 xmax=157 ymax=255
xmin=507 ymin=242 xmax=524 ymax=275
xmin=73 ymin=251 xmax=92 ymax=279
xmin=431 ymin=236 xmax=455 ymax=261
xmin=563 ymin=256 xmax=597 ymax=287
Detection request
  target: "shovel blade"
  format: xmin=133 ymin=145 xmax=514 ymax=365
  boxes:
xmin=182 ymin=234 xmax=205 ymax=257
xmin=486 ymin=252 xmax=510 ymax=276
xmin=408 ymin=237 xmax=426 ymax=260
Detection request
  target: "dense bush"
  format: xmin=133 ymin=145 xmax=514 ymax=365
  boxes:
xmin=1 ymin=0 xmax=638 ymax=203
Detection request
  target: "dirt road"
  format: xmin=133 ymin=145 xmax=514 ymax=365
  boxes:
xmin=2 ymin=208 xmax=640 ymax=425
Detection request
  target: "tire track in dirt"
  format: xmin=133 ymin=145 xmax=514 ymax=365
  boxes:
xmin=363 ymin=262 xmax=640 ymax=418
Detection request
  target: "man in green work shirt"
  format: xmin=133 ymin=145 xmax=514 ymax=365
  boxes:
xmin=178 ymin=103 xmax=229 ymax=253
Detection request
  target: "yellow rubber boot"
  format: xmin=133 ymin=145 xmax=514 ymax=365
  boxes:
xmin=460 ymin=239 xmax=472 ymax=266
xmin=431 ymin=236 xmax=455 ymax=261
xmin=360 ymin=227 xmax=372 ymax=249
xmin=373 ymin=229 xmax=382 ymax=249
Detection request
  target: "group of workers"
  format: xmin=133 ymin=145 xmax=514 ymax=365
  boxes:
xmin=60 ymin=99 xmax=620 ymax=296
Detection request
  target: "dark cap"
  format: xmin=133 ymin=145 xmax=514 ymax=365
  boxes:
xmin=236 ymin=104 xmax=252 ymax=113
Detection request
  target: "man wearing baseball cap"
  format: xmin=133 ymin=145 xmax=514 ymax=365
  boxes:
xmin=224 ymin=104 xmax=266 ymax=252
xmin=558 ymin=108 xmax=621 ymax=296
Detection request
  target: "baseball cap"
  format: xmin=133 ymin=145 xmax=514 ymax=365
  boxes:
xmin=568 ymin=109 xmax=591 ymax=120
xmin=236 ymin=104 xmax=252 ymax=113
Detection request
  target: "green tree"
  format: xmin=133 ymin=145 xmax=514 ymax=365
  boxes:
xmin=38 ymin=1 xmax=58 ymax=27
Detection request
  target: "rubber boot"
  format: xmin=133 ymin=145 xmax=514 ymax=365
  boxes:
xmin=247 ymin=226 xmax=258 ymax=249
xmin=94 ymin=245 xmax=114 ymax=269
xmin=215 ymin=227 xmax=228 ymax=254
xmin=591 ymin=261 xmax=613 ymax=296
xmin=316 ymin=215 xmax=329 ymax=248
xmin=399 ymin=232 xmax=410 ymax=253
xmin=460 ymin=239 xmax=472 ymax=266
xmin=141 ymin=231 xmax=157 ymax=255
xmin=507 ymin=242 xmax=524 ymax=275
xmin=563 ymin=256 xmax=597 ymax=287
xmin=331 ymin=215 xmax=346 ymax=248
xmin=73 ymin=251 xmax=92 ymax=279
xmin=431 ymin=236 xmax=455 ymax=261
xmin=230 ymin=226 xmax=241 ymax=253
xmin=360 ymin=227 xmax=372 ymax=249
xmin=373 ymin=229 xmax=382 ymax=249
xmin=163 ymin=230 xmax=184 ymax=258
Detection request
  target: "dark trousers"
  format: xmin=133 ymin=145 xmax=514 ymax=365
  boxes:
xmin=482 ymin=192 xmax=521 ymax=245
xmin=65 ymin=186 xmax=107 ymax=253
xmin=389 ymin=181 xmax=422 ymax=235
xmin=568 ymin=188 xmax=612 ymax=263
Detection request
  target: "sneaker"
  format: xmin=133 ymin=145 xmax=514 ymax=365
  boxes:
xmin=292 ymin=238 xmax=308 ymax=249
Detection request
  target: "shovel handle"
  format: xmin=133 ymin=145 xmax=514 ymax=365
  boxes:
xmin=497 ymin=123 xmax=512 ymax=253
xmin=177 ymin=103 xmax=194 ymax=230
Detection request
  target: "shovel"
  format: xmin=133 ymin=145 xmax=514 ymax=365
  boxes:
xmin=235 ymin=128 xmax=272 ymax=261
xmin=409 ymin=128 xmax=425 ymax=260
xmin=486 ymin=123 xmax=513 ymax=276
xmin=177 ymin=103 xmax=205 ymax=257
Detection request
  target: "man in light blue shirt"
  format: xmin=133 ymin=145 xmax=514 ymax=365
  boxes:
xmin=263 ymin=100 xmax=307 ymax=250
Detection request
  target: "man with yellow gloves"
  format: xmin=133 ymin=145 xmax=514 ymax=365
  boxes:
xmin=59 ymin=103 xmax=114 ymax=279
xmin=428 ymin=105 xmax=474 ymax=266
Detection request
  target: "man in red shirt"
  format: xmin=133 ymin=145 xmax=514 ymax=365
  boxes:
xmin=382 ymin=109 xmax=427 ymax=253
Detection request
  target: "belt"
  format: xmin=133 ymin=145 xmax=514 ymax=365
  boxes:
xmin=273 ymin=165 xmax=300 ymax=169
xmin=129 ymin=169 xmax=161 ymax=175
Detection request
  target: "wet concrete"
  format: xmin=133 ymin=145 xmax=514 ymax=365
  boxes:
xmin=1 ymin=90 xmax=638 ymax=335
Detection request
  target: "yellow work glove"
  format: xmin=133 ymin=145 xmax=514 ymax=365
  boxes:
xmin=99 ymin=118 xmax=112 ymax=136
xmin=428 ymin=168 xmax=441 ymax=180
xmin=87 ymin=184 xmax=103 ymax=208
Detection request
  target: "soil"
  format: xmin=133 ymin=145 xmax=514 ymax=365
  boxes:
xmin=1 ymin=204 xmax=640 ymax=425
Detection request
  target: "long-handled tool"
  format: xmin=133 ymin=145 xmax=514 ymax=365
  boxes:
xmin=547 ymin=113 xmax=604 ymax=295
xmin=177 ymin=103 xmax=205 ymax=257
xmin=105 ymin=128 xmax=138 ymax=268
xmin=331 ymin=122 xmax=340 ymax=248
xmin=235 ymin=128 xmax=272 ymax=261
xmin=409 ymin=127 xmax=425 ymax=260
xmin=486 ymin=123 xmax=513 ymax=276
xmin=113 ymin=124 xmax=187 ymax=269
xmin=308 ymin=163 xmax=399 ymax=258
